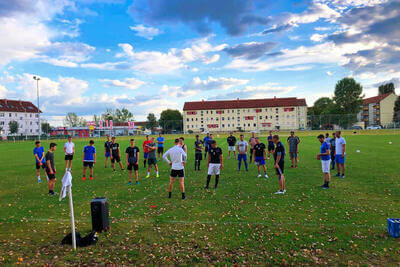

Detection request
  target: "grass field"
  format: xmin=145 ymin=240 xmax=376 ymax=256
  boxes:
xmin=1 ymin=130 xmax=400 ymax=265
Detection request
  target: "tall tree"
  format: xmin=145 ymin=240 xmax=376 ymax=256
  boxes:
xmin=8 ymin=121 xmax=18 ymax=135
xmin=333 ymin=78 xmax=364 ymax=127
xmin=41 ymin=121 xmax=51 ymax=134
xmin=311 ymin=97 xmax=335 ymax=115
xmin=159 ymin=109 xmax=183 ymax=133
xmin=394 ymin=96 xmax=400 ymax=123
xmin=378 ymin=82 xmax=395 ymax=95
xmin=146 ymin=113 xmax=158 ymax=130
xmin=64 ymin=112 xmax=80 ymax=127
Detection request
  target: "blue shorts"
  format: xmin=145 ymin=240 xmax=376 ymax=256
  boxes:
xmin=255 ymin=156 xmax=266 ymax=166
xmin=335 ymin=154 xmax=345 ymax=164
xmin=105 ymin=151 xmax=111 ymax=158
xmin=144 ymin=153 xmax=148 ymax=159
xmin=238 ymin=154 xmax=247 ymax=162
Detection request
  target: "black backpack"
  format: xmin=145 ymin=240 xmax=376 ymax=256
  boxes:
xmin=61 ymin=231 xmax=98 ymax=247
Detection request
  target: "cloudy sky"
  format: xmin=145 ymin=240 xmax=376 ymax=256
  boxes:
xmin=0 ymin=0 xmax=399 ymax=125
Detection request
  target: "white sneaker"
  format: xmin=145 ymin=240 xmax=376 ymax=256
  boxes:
xmin=257 ymin=174 xmax=262 ymax=178
xmin=264 ymin=173 xmax=269 ymax=178
xmin=283 ymin=189 xmax=286 ymax=194
xmin=274 ymin=190 xmax=284 ymax=194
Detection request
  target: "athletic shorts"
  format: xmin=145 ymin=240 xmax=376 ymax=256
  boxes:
xmin=157 ymin=147 xmax=164 ymax=153
xmin=36 ymin=162 xmax=46 ymax=170
xmin=127 ymin=163 xmax=138 ymax=171
xmin=208 ymin=163 xmax=221 ymax=175
xmin=111 ymin=155 xmax=120 ymax=163
xmin=170 ymin=169 xmax=184 ymax=178
xmin=321 ymin=160 xmax=331 ymax=173
xmin=335 ymin=154 xmax=345 ymax=164
xmin=148 ymin=158 xmax=157 ymax=165
xmin=83 ymin=161 xmax=94 ymax=168
xmin=289 ymin=152 xmax=297 ymax=159
xmin=275 ymin=161 xmax=284 ymax=176
xmin=255 ymin=156 xmax=266 ymax=166
xmin=228 ymin=146 xmax=236 ymax=151
xmin=268 ymin=144 xmax=274 ymax=152
xmin=143 ymin=153 xmax=148 ymax=159
xmin=238 ymin=153 xmax=247 ymax=162
xmin=46 ymin=170 xmax=56 ymax=180
xmin=65 ymin=154 xmax=74 ymax=161
xmin=330 ymin=150 xmax=336 ymax=161
xmin=105 ymin=151 xmax=111 ymax=158
xmin=205 ymin=147 xmax=208 ymax=153
xmin=195 ymin=153 xmax=203 ymax=161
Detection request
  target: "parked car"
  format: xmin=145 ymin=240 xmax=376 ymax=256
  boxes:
xmin=366 ymin=125 xmax=382 ymax=130
xmin=351 ymin=126 xmax=363 ymax=130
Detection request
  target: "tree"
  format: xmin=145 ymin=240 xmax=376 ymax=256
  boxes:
xmin=64 ymin=112 xmax=86 ymax=127
xmin=146 ymin=113 xmax=158 ymax=130
xmin=159 ymin=109 xmax=183 ymax=133
xmin=8 ymin=121 xmax=18 ymax=135
xmin=394 ymin=96 xmax=400 ymax=123
xmin=311 ymin=97 xmax=335 ymax=115
xmin=101 ymin=108 xmax=133 ymax=123
xmin=378 ymin=82 xmax=395 ymax=95
xmin=41 ymin=121 xmax=51 ymax=134
xmin=333 ymin=78 xmax=364 ymax=127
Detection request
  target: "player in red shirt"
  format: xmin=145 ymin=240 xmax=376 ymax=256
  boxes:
xmin=142 ymin=135 xmax=151 ymax=168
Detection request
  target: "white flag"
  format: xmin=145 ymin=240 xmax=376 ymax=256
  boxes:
xmin=59 ymin=171 xmax=72 ymax=200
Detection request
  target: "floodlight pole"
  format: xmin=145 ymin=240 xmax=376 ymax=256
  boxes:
xmin=33 ymin=76 xmax=41 ymax=140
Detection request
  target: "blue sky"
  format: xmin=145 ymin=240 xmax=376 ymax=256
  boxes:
xmin=0 ymin=0 xmax=399 ymax=125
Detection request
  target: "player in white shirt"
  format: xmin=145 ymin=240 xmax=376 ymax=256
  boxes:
xmin=236 ymin=134 xmax=248 ymax=171
xmin=64 ymin=135 xmax=75 ymax=171
xmin=334 ymin=131 xmax=346 ymax=179
xmin=163 ymin=139 xmax=187 ymax=200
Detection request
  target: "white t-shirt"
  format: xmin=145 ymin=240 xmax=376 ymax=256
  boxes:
xmin=64 ymin=142 xmax=75 ymax=155
xmin=335 ymin=137 xmax=346 ymax=155
xmin=237 ymin=140 xmax=248 ymax=153
xmin=162 ymin=145 xmax=187 ymax=170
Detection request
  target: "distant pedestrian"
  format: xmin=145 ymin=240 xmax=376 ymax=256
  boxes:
xmin=329 ymin=132 xmax=336 ymax=170
xmin=104 ymin=135 xmax=112 ymax=168
xmin=110 ymin=137 xmax=124 ymax=171
xmin=205 ymin=140 xmax=223 ymax=190
xmin=64 ymin=135 xmax=75 ymax=171
xmin=33 ymin=141 xmax=47 ymax=183
xmin=156 ymin=133 xmax=165 ymax=159
xmin=126 ymin=139 xmax=140 ymax=185
xmin=236 ymin=134 xmax=248 ymax=171
xmin=145 ymin=137 xmax=159 ymax=178
xmin=194 ymin=135 xmax=203 ymax=171
xmin=249 ymin=132 xmax=256 ymax=163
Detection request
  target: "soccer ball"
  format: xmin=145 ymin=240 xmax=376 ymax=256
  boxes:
xmin=356 ymin=150 xmax=360 ymax=153
xmin=389 ymin=141 xmax=392 ymax=145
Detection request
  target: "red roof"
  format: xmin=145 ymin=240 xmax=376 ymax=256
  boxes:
xmin=363 ymin=93 xmax=392 ymax=105
xmin=0 ymin=99 xmax=41 ymax=113
xmin=183 ymin=97 xmax=307 ymax=111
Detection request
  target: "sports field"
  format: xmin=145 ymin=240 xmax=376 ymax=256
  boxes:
xmin=0 ymin=131 xmax=399 ymax=265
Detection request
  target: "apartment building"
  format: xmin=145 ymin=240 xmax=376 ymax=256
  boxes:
xmin=183 ymin=97 xmax=307 ymax=133
xmin=359 ymin=92 xmax=397 ymax=127
xmin=0 ymin=99 xmax=41 ymax=136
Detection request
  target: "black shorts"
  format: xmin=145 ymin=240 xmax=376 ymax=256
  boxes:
xmin=195 ymin=153 xmax=203 ymax=160
xmin=205 ymin=147 xmax=208 ymax=153
xmin=65 ymin=154 xmax=74 ymax=161
xmin=36 ymin=162 xmax=46 ymax=170
xmin=268 ymin=145 xmax=274 ymax=152
xmin=170 ymin=169 xmax=184 ymax=178
xmin=148 ymin=158 xmax=157 ymax=165
xmin=83 ymin=161 xmax=94 ymax=168
xmin=111 ymin=155 xmax=120 ymax=163
xmin=275 ymin=161 xmax=285 ymax=175
xmin=250 ymin=148 xmax=254 ymax=155
xmin=127 ymin=163 xmax=138 ymax=171
xmin=46 ymin=170 xmax=56 ymax=180
xmin=157 ymin=147 xmax=164 ymax=153
xmin=330 ymin=150 xmax=335 ymax=160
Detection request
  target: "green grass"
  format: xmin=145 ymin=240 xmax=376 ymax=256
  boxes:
xmin=1 ymin=131 xmax=400 ymax=265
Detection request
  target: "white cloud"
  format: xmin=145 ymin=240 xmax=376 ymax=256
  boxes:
xmin=310 ymin=33 xmax=327 ymax=42
xmin=0 ymin=85 xmax=8 ymax=98
xmin=129 ymin=24 xmax=161 ymax=40
xmin=183 ymin=76 xmax=248 ymax=91
xmin=326 ymin=71 xmax=333 ymax=76
xmin=101 ymin=78 xmax=146 ymax=90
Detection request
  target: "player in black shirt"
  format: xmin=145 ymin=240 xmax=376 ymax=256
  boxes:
xmin=273 ymin=135 xmax=286 ymax=194
xmin=125 ymin=139 xmax=140 ymax=185
xmin=226 ymin=132 xmax=237 ymax=159
xmin=252 ymin=137 xmax=268 ymax=178
xmin=194 ymin=135 xmax=203 ymax=171
xmin=104 ymin=135 xmax=112 ymax=168
xmin=110 ymin=137 xmax=124 ymax=171
xmin=205 ymin=140 xmax=223 ymax=189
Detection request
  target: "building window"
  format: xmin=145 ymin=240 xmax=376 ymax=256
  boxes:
xmin=211 ymin=111 xmax=213 ymax=114
xmin=222 ymin=124 xmax=225 ymax=128
xmin=186 ymin=118 xmax=189 ymax=122
xmin=222 ymin=117 xmax=224 ymax=121
xmin=253 ymin=123 xmax=256 ymax=127
xmin=248 ymin=123 xmax=250 ymax=127
xmin=270 ymin=116 xmax=272 ymax=119
xmin=228 ymin=124 xmax=230 ymax=127
xmin=232 ymin=124 xmax=235 ymax=127
xmin=206 ymin=111 xmax=209 ymax=114
xmin=227 ymin=110 xmax=230 ymax=113
xmin=0 ymin=113 xmax=4 ymax=117
xmin=9 ymin=113 xmax=12 ymax=117
xmin=259 ymin=116 xmax=262 ymax=119
xmin=191 ymin=118 xmax=194 ymax=121
xmin=187 ymin=125 xmax=190 ymax=129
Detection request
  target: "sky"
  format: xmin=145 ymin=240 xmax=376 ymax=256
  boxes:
xmin=0 ymin=0 xmax=399 ymax=125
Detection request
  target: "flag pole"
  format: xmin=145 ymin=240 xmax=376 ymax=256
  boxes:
xmin=68 ymin=185 xmax=77 ymax=250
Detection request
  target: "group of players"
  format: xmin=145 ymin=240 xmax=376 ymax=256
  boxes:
xmin=33 ymin=130 xmax=346 ymax=198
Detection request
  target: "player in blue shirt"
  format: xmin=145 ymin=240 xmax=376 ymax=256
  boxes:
xmin=156 ymin=133 xmax=165 ymax=159
xmin=203 ymin=133 xmax=211 ymax=158
xmin=267 ymin=131 xmax=274 ymax=159
xmin=317 ymin=134 xmax=331 ymax=189
xmin=82 ymin=140 xmax=96 ymax=181
xmin=33 ymin=141 xmax=47 ymax=183
xmin=273 ymin=135 xmax=286 ymax=194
